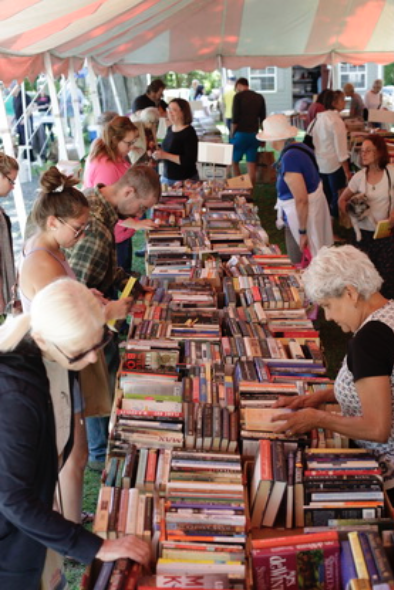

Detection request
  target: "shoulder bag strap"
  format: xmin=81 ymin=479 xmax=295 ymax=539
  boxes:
xmin=282 ymin=143 xmax=319 ymax=173
xmin=385 ymin=167 xmax=393 ymax=217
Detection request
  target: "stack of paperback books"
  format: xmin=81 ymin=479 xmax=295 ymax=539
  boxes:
xmin=157 ymin=450 xmax=247 ymax=584
xmin=303 ymin=449 xmax=384 ymax=526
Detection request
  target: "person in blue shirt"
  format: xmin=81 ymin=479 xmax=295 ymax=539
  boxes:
xmin=257 ymin=114 xmax=333 ymax=264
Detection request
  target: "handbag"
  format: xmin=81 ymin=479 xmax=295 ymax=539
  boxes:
xmin=79 ymin=349 xmax=112 ymax=417
xmin=297 ymin=246 xmax=312 ymax=269
xmin=303 ymin=118 xmax=317 ymax=150
xmin=4 ymin=277 xmax=22 ymax=316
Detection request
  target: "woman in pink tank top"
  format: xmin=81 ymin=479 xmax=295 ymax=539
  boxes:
xmin=84 ymin=115 xmax=156 ymax=271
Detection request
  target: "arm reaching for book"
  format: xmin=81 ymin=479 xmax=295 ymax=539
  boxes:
xmin=104 ymin=297 xmax=133 ymax=321
xmin=272 ymin=386 xmax=335 ymax=409
xmin=96 ymin=535 xmax=151 ymax=567
xmin=272 ymin=376 xmax=392 ymax=443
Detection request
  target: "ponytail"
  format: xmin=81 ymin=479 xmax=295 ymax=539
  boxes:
xmin=0 ymin=313 xmax=32 ymax=352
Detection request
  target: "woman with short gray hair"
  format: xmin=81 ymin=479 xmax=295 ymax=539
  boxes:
xmin=273 ymin=245 xmax=394 ymax=503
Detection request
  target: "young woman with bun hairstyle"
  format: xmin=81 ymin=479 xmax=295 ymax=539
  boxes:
xmin=20 ymin=167 xmax=132 ymax=525
xmin=0 ymin=278 xmax=151 ymax=590
xmin=20 ymin=166 xmax=91 ymax=526
xmin=84 ymin=116 xmax=155 ymax=271
xmin=0 ymin=153 xmax=19 ymax=313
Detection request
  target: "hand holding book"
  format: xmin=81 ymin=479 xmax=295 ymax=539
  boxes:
xmin=95 ymin=535 xmax=152 ymax=568
xmin=272 ymin=386 xmax=335 ymax=409
xmin=272 ymin=407 xmax=322 ymax=437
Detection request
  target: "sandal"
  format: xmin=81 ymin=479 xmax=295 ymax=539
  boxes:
xmin=81 ymin=510 xmax=94 ymax=525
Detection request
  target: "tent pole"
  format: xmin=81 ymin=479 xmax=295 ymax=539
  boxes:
xmin=0 ymin=84 xmax=26 ymax=234
xmin=21 ymin=82 xmax=32 ymax=182
xmin=109 ymin=69 xmax=123 ymax=115
xmin=44 ymin=52 xmax=68 ymax=161
xmin=86 ymin=57 xmax=101 ymax=122
xmin=68 ymin=58 xmax=85 ymax=160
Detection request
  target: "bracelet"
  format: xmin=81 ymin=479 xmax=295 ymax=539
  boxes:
xmin=298 ymin=229 xmax=307 ymax=235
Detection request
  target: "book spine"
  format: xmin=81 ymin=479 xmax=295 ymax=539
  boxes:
xmin=366 ymin=531 xmax=394 ymax=584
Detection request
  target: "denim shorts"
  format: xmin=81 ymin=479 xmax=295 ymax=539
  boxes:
xmin=231 ymin=131 xmax=260 ymax=163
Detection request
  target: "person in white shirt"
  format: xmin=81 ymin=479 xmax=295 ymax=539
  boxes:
xmin=312 ymin=89 xmax=351 ymax=220
xmin=338 ymin=134 xmax=394 ymax=299
xmin=364 ymin=79 xmax=383 ymax=111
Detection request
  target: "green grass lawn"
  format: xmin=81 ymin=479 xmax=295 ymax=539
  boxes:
xmin=65 ymin=178 xmax=351 ymax=588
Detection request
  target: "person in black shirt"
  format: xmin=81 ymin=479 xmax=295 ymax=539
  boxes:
xmin=132 ymin=79 xmax=167 ymax=116
xmin=153 ymin=98 xmax=198 ymax=185
xmin=272 ymin=245 xmax=394 ymax=502
xmin=231 ymin=77 xmax=266 ymax=185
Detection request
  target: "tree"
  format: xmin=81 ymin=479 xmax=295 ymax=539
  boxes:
xmin=384 ymin=63 xmax=394 ymax=85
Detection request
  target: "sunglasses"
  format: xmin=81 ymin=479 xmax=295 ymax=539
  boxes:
xmin=57 ymin=217 xmax=90 ymax=239
xmin=53 ymin=325 xmax=113 ymax=365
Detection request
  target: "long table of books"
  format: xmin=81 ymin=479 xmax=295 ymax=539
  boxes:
xmin=84 ymin=184 xmax=394 ymax=590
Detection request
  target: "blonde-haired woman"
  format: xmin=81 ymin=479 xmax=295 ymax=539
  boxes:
xmin=0 ymin=278 xmax=151 ymax=590
xmin=21 ymin=167 xmax=130 ymax=525
xmin=84 ymin=115 xmax=155 ymax=270
xmin=0 ymin=153 xmax=19 ymax=313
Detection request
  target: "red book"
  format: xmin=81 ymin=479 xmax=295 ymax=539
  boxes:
xmin=252 ymin=539 xmax=340 ymax=590
xmin=145 ymin=449 xmax=158 ymax=490
xmin=250 ymin=440 xmax=273 ymax=528
xmin=305 ymin=469 xmax=382 ymax=477
xmin=252 ymin=530 xmax=339 ymax=550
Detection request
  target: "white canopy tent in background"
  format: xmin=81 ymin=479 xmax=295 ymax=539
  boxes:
xmin=0 ymin=0 xmax=394 ymax=231
xmin=0 ymin=0 xmax=393 ymax=84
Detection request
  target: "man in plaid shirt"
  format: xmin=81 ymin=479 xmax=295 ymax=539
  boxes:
xmin=67 ymin=165 xmax=160 ymax=468
xmin=67 ymin=165 xmax=160 ymax=297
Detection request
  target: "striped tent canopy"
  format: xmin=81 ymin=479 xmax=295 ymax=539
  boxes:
xmin=0 ymin=0 xmax=394 ymax=83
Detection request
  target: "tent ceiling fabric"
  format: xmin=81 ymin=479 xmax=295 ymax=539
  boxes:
xmin=0 ymin=0 xmax=393 ymax=83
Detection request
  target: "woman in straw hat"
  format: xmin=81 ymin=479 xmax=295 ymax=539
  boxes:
xmin=257 ymin=114 xmax=333 ymax=263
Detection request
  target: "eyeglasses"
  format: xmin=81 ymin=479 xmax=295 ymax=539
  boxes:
xmin=53 ymin=325 xmax=113 ymax=365
xmin=3 ymin=173 xmax=15 ymax=187
xmin=57 ymin=217 xmax=90 ymax=239
xmin=122 ymin=138 xmax=139 ymax=148
xmin=360 ymin=148 xmax=376 ymax=154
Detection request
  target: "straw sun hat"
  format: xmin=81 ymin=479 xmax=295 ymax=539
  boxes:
xmin=256 ymin=114 xmax=298 ymax=142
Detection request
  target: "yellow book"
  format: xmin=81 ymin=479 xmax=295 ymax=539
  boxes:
xmin=348 ymin=531 xmax=369 ymax=579
xmin=349 ymin=580 xmax=372 ymax=590
xmin=107 ymin=276 xmax=137 ymax=329
xmin=373 ymin=218 xmax=392 ymax=240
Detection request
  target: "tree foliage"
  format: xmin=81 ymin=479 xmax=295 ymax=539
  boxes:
xmin=384 ymin=63 xmax=394 ymax=85
xmin=154 ymin=70 xmax=222 ymax=94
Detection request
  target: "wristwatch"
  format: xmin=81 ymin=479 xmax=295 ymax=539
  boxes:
xmin=298 ymin=228 xmax=307 ymax=235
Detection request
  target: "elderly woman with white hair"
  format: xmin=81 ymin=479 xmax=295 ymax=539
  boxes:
xmin=257 ymin=114 xmax=333 ymax=264
xmin=273 ymin=245 xmax=394 ymax=502
xmin=0 ymin=278 xmax=151 ymax=589
xmin=129 ymin=106 xmax=160 ymax=165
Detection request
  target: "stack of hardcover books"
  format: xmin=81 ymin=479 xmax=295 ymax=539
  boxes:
xmin=251 ymin=530 xmax=341 ymax=590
